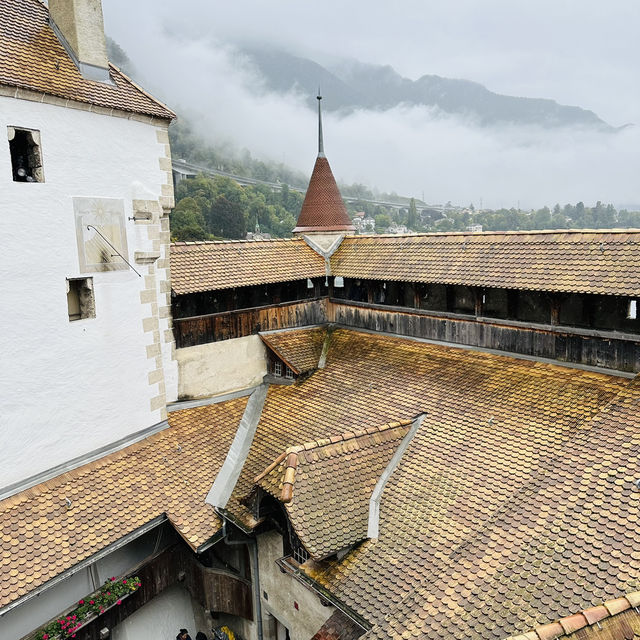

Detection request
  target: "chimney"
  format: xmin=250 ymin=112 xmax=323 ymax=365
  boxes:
xmin=49 ymin=0 xmax=111 ymax=83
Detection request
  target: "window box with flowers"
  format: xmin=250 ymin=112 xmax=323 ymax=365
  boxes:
xmin=32 ymin=575 xmax=142 ymax=640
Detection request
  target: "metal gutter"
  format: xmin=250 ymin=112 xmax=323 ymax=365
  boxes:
xmin=368 ymin=415 xmax=424 ymax=539
xmin=0 ymin=420 xmax=170 ymax=501
xmin=206 ymin=384 xmax=269 ymax=508
xmin=167 ymin=386 xmax=258 ymax=412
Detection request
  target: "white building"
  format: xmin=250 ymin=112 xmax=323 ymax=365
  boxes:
xmin=0 ymin=0 xmax=177 ymax=502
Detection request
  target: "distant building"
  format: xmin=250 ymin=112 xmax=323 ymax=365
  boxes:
xmin=466 ymin=223 xmax=483 ymax=232
xmin=352 ymin=216 xmax=375 ymax=233
xmin=386 ymin=223 xmax=410 ymax=234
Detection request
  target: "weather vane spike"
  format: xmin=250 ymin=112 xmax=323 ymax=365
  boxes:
xmin=317 ymin=88 xmax=325 ymax=157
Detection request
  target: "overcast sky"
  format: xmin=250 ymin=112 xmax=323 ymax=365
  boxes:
xmin=103 ymin=1 xmax=640 ymax=209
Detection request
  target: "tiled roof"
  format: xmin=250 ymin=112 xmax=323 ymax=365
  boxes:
xmin=293 ymin=157 xmax=355 ymax=233
xmin=0 ymin=0 xmax=175 ymax=120
xmin=255 ymin=421 xmax=411 ymax=559
xmin=504 ymin=592 xmax=640 ymax=640
xmin=5 ymin=327 xmax=640 ymax=638
xmin=203 ymin=327 xmax=636 ymax=639
xmin=171 ymin=230 xmax=640 ymax=297
xmin=330 ymin=230 xmax=640 ymax=296
xmin=311 ymin=610 xmax=367 ymax=640
xmin=0 ymin=399 xmax=247 ymax=611
xmin=260 ymin=326 xmax=328 ymax=374
xmin=315 ymin=372 xmax=640 ymax=639
xmin=170 ymin=240 xmax=326 ymax=295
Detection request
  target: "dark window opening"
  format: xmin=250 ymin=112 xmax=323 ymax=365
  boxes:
xmin=8 ymin=127 xmax=44 ymax=182
xmin=67 ymin=278 xmax=95 ymax=321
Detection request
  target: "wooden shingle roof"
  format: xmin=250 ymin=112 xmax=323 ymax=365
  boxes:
xmin=0 ymin=0 xmax=175 ymax=120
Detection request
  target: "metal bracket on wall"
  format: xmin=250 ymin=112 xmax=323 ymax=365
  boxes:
xmin=86 ymin=225 xmax=142 ymax=277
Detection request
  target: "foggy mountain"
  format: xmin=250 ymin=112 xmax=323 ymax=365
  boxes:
xmin=243 ymin=48 xmax=613 ymax=130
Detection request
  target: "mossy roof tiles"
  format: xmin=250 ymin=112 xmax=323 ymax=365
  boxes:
xmin=260 ymin=326 xmax=328 ymax=374
xmin=0 ymin=398 xmax=247 ymax=610
xmin=213 ymin=328 xmax=634 ymax=640
xmin=330 ymin=230 xmax=640 ymax=296
xmin=255 ymin=420 xmax=411 ymax=559
xmin=170 ymin=239 xmax=326 ymax=295
xmin=0 ymin=0 xmax=175 ymax=119
xmin=2 ymin=328 xmax=639 ymax=640
xmin=311 ymin=373 xmax=640 ymax=639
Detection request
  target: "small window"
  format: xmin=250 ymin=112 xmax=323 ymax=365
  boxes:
xmin=67 ymin=278 xmax=95 ymax=321
xmin=273 ymin=361 xmax=282 ymax=377
xmin=629 ymin=300 xmax=638 ymax=320
xmin=285 ymin=366 xmax=294 ymax=380
xmin=8 ymin=127 xmax=44 ymax=182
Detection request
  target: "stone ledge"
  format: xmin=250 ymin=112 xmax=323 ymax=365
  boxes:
xmin=135 ymin=251 xmax=161 ymax=264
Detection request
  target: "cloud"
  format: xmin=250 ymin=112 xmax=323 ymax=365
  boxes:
xmin=102 ymin=1 xmax=640 ymax=210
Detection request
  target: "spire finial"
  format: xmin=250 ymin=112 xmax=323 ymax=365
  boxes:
xmin=317 ymin=89 xmax=325 ymax=158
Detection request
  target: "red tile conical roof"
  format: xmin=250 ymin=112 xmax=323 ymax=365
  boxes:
xmin=293 ymin=156 xmax=355 ymax=233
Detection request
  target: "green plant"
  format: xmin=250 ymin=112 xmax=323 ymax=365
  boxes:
xmin=33 ymin=576 xmax=141 ymax=640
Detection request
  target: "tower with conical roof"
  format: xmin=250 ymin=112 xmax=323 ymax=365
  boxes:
xmin=293 ymin=93 xmax=355 ymax=248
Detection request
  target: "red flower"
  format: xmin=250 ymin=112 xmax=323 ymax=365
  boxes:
xmin=110 ymin=577 xmax=116 ymax=581
xmin=122 ymin=579 xmax=127 ymax=584
xmin=72 ymin=615 xmax=77 ymax=620
xmin=43 ymin=635 xmax=49 ymax=639
xmin=106 ymin=592 xmax=111 ymax=596
xmin=78 ymin=599 xmax=84 ymax=604
xmin=90 ymin=600 xmax=95 ymax=605
xmin=67 ymin=617 xmax=71 ymax=621
xmin=117 ymin=599 xmax=122 ymax=605
xmin=137 ymin=582 xmax=141 ymax=587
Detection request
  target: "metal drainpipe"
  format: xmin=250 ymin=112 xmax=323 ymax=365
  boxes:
xmin=221 ymin=517 xmax=264 ymax=640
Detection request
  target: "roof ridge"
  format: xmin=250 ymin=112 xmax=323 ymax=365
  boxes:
xmin=171 ymin=238 xmax=305 ymax=247
xmin=346 ymin=229 xmax=640 ymax=239
xmin=287 ymin=419 xmax=413 ymax=455
xmin=504 ymin=591 xmax=640 ymax=640
xmin=253 ymin=419 xmax=413 ymax=503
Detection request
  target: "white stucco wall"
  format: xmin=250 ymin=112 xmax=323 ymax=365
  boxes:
xmin=176 ymin=335 xmax=267 ymax=400
xmin=112 ymin=584 xmax=198 ymax=640
xmin=0 ymin=95 xmax=175 ymax=491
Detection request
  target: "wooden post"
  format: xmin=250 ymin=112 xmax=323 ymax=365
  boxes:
xmin=475 ymin=289 xmax=484 ymax=317
xmin=550 ymin=295 xmax=560 ymax=325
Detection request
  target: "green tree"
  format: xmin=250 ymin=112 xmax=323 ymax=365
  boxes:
xmin=374 ymin=213 xmax=392 ymax=231
xmin=407 ymin=198 xmax=418 ymax=230
xmin=170 ymin=197 xmax=207 ymax=241
xmin=207 ymin=195 xmax=246 ymax=239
